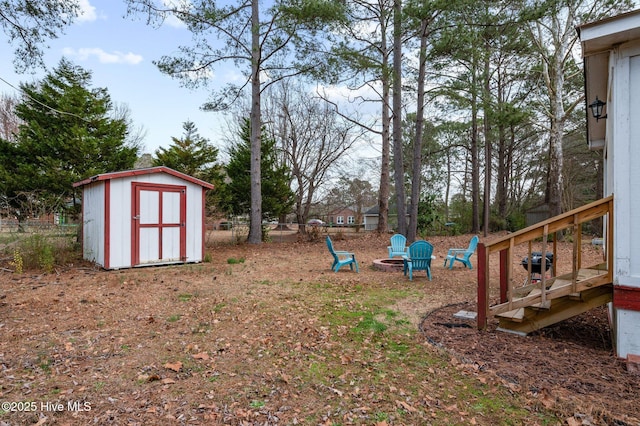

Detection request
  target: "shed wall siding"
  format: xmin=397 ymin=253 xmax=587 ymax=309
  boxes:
xmin=110 ymin=172 xmax=205 ymax=269
xmin=108 ymin=178 xmax=133 ymax=269
xmin=184 ymin=185 xmax=205 ymax=263
xmin=82 ymin=182 xmax=105 ymax=266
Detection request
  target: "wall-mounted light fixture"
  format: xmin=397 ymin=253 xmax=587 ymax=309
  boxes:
xmin=588 ymin=96 xmax=607 ymax=121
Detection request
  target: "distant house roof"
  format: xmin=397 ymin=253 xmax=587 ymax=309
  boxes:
xmin=328 ymin=206 xmax=357 ymax=215
xmin=364 ymin=204 xmax=410 ymax=216
xmin=364 ymin=205 xmax=379 ymax=215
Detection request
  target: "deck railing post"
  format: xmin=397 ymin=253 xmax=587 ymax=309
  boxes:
xmin=477 ymin=242 xmax=487 ymax=329
xmin=500 ymin=249 xmax=508 ymax=303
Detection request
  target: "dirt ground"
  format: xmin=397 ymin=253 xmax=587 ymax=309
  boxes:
xmin=0 ymin=231 xmax=638 ymax=425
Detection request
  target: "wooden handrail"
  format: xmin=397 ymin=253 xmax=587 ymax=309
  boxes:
xmin=477 ymin=195 xmax=614 ymax=329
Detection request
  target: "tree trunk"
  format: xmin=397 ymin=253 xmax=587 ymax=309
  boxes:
xmin=408 ymin=19 xmax=428 ymax=242
xmin=392 ymin=0 xmax=406 ymax=236
xmin=547 ymin=12 xmax=566 ymax=221
xmin=470 ymin=62 xmax=480 ymax=234
xmin=248 ymin=0 xmax=262 ymax=244
xmin=482 ymin=48 xmax=491 ymax=237
xmin=445 ymin=150 xmax=451 ymax=221
xmin=377 ymin=18 xmax=391 ymax=234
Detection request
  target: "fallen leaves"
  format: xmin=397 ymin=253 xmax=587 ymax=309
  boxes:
xmin=192 ymin=352 xmax=210 ymax=361
xmin=163 ymin=361 xmax=183 ymax=372
xmin=0 ymin=233 xmax=632 ymax=426
xmin=395 ymin=399 xmax=417 ymax=412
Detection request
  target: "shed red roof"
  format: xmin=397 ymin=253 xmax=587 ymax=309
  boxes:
xmin=73 ymin=166 xmax=214 ymax=189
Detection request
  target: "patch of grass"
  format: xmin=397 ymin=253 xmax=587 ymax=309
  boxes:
xmin=0 ymin=232 xmax=21 ymax=245
xmin=38 ymin=355 xmax=52 ymax=374
xmin=167 ymin=314 xmax=181 ymax=322
xmin=212 ymin=302 xmax=226 ymax=313
xmin=249 ymin=400 xmax=265 ymax=409
xmin=5 ymin=232 xmax=78 ymax=273
xmin=227 ymin=257 xmax=245 ymax=264
xmin=326 ymin=307 xmax=411 ymax=342
xmin=373 ymin=412 xmax=389 ymax=422
xmin=178 ymin=293 xmax=193 ymax=302
xmin=353 ymin=312 xmax=388 ymax=334
xmin=385 ymin=340 xmax=410 ymax=355
xmin=302 ymin=359 xmax=344 ymax=385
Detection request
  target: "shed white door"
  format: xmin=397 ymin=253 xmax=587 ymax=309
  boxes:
xmin=132 ymin=182 xmax=186 ymax=266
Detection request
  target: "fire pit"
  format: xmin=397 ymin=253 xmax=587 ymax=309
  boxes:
xmin=373 ymin=258 xmax=405 ymax=272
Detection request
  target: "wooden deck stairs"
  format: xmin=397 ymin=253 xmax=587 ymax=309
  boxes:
xmin=495 ymin=264 xmax=612 ymax=335
xmin=477 ymin=196 xmax=614 ymax=335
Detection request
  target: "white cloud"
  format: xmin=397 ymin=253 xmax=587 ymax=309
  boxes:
xmin=163 ymin=14 xmax=187 ymax=29
xmin=62 ymin=47 xmax=144 ymax=65
xmin=160 ymin=0 xmax=188 ymax=28
xmin=77 ymin=0 xmax=98 ymax=22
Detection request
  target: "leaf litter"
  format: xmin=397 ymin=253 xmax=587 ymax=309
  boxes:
xmin=0 ymin=232 xmax=636 ymax=425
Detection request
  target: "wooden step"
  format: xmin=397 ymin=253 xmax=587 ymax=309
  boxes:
xmin=497 ymin=285 xmax=612 ymax=335
xmin=497 ymin=307 xmax=525 ymax=322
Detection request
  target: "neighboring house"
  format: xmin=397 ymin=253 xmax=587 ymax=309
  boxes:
xmin=363 ymin=205 xmax=380 ymax=231
xmin=328 ymin=207 xmax=357 ymax=227
xmin=579 ymin=9 xmax=640 ymax=364
xmin=363 ymin=205 xmax=409 ymax=232
xmin=73 ymin=166 xmax=214 ymax=270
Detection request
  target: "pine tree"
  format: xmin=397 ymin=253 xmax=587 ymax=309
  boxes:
xmin=223 ymin=118 xmax=294 ymax=225
xmin=9 ymin=58 xmax=139 ymax=216
xmin=153 ymin=120 xmax=222 ymax=183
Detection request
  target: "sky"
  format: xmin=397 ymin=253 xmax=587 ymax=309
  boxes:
xmin=0 ymin=0 xmax=235 ymax=156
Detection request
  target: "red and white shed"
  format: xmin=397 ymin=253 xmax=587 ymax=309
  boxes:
xmin=73 ymin=166 xmax=214 ymax=270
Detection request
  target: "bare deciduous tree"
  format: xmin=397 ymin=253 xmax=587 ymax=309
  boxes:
xmin=264 ymin=82 xmax=362 ymax=234
xmin=0 ymin=94 xmax=21 ymax=142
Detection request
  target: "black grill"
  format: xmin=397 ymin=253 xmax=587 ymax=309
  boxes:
xmin=521 ymin=252 xmax=553 ymax=275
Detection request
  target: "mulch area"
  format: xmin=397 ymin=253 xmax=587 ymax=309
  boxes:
xmin=420 ymin=302 xmax=640 ymax=425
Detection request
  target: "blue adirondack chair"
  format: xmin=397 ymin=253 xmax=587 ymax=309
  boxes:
xmin=403 ymin=240 xmax=433 ymax=281
xmin=388 ymin=233 xmax=408 ymax=258
xmin=443 ymin=235 xmax=479 ymax=270
xmin=326 ymin=236 xmax=359 ymax=273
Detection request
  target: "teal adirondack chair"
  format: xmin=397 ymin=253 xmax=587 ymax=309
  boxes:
xmin=326 ymin=236 xmax=359 ymax=273
xmin=443 ymin=235 xmax=479 ymax=270
xmin=388 ymin=233 xmax=408 ymax=258
xmin=403 ymin=240 xmax=433 ymax=281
